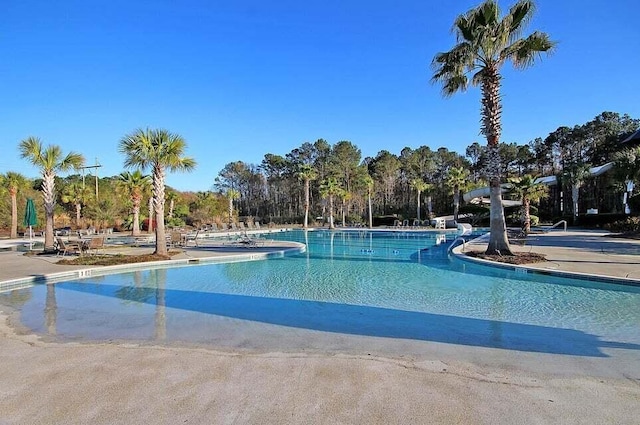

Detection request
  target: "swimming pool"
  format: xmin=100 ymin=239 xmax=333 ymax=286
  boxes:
xmin=1 ymin=229 xmax=639 ymax=358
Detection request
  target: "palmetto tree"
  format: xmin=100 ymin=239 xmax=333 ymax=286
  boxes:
xmin=319 ymin=177 xmax=342 ymax=229
xmin=119 ymin=129 xmax=196 ymax=256
xmin=61 ymin=181 xmax=91 ymax=228
xmin=445 ymin=167 xmax=469 ymax=222
xmin=116 ymin=170 xmax=151 ymax=236
xmin=432 ymin=0 xmax=555 ymax=255
xmin=563 ymin=163 xmax=591 ymax=218
xmin=2 ymin=172 xmax=29 ymax=239
xmin=612 ymin=146 xmax=640 ymax=214
xmin=297 ymin=164 xmax=318 ymax=228
xmin=19 ymin=137 xmax=85 ymax=251
xmin=410 ymin=178 xmax=431 ymax=222
xmin=507 ymin=174 xmax=548 ymax=233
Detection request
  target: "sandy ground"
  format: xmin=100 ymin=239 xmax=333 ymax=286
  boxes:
xmin=1 ymin=312 xmax=639 ymax=425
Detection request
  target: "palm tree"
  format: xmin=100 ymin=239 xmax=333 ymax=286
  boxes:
xmin=612 ymin=146 xmax=640 ymax=214
xmin=445 ymin=167 xmax=469 ymax=222
xmin=226 ymin=189 xmax=240 ymax=225
xmin=2 ymin=172 xmax=29 ymax=239
xmin=432 ymin=0 xmax=556 ymax=255
xmin=19 ymin=137 xmax=85 ymax=251
xmin=319 ymin=177 xmax=342 ymax=229
xmin=507 ymin=174 xmax=548 ymax=233
xmin=119 ymin=128 xmax=196 ymax=256
xmin=60 ymin=181 xmax=91 ymax=228
xmin=297 ymin=164 xmax=318 ymax=228
xmin=116 ymin=170 xmax=151 ymax=236
xmin=166 ymin=190 xmax=178 ymax=219
xmin=563 ymin=163 xmax=591 ymax=219
xmin=410 ymin=178 xmax=430 ymax=222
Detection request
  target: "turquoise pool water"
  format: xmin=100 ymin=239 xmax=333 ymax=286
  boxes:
xmin=2 ymin=229 xmax=639 ymax=357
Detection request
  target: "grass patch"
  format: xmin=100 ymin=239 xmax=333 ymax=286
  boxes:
xmin=57 ymin=253 xmax=178 ymax=266
xmin=465 ymin=251 xmax=547 ymax=265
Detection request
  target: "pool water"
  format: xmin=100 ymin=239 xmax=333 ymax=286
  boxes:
xmin=2 ymin=229 xmax=639 ymax=357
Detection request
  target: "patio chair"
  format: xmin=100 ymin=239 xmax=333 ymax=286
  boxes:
xmin=86 ymin=236 xmax=105 ymax=256
xmin=56 ymin=237 xmax=82 ymax=257
xmin=169 ymin=231 xmax=184 ymax=247
xmin=184 ymin=230 xmax=199 ymax=247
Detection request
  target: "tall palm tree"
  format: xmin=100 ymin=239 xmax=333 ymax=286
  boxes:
xmin=119 ymin=128 xmax=196 ymax=256
xmin=432 ymin=0 xmax=556 ymax=255
xmin=297 ymin=164 xmax=318 ymax=228
xmin=319 ymin=177 xmax=342 ymax=229
xmin=19 ymin=137 xmax=85 ymax=251
xmin=410 ymin=178 xmax=430 ymax=222
xmin=226 ymin=189 xmax=240 ymax=225
xmin=3 ymin=172 xmax=29 ymax=239
xmin=116 ymin=170 xmax=151 ymax=236
xmin=507 ymin=174 xmax=548 ymax=233
xmin=445 ymin=167 xmax=469 ymax=222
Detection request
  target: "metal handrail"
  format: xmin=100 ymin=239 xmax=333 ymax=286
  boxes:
xmin=448 ymin=236 xmax=467 ymax=253
xmin=547 ymin=220 xmax=567 ymax=232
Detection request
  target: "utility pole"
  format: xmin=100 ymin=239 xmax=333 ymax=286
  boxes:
xmin=79 ymin=159 xmax=102 ymax=202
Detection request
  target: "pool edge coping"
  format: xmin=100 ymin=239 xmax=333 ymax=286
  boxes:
xmin=449 ymin=242 xmax=640 ymax=287
xmin=0 ymin=243 xmax=306 ymax=292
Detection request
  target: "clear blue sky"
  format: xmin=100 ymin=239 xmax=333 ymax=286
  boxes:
xmin=2 ymin=0 xmax=639 ymax=192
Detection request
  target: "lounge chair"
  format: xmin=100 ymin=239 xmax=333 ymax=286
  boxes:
xmin=56 ymin=237 xmax=83 ymax=257
xmin=254 ymin=221 xmax=261 ymax=230
xmin=234 ymin=233 xmax=262 ymax=248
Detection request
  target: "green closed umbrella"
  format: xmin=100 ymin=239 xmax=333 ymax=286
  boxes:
xmin=23 ymin=198 xmax=38 ymax=241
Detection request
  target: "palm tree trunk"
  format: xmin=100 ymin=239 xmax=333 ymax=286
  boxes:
xmin=75 ymin=203 xmax=82 ymax=227
xmin=486 ymin=182 xmax=513 ymax=255
xmin=453 ymin=187 xmax=460 ymax=222
xmin=148 ymin=197 xmax=154 ymax=233
xmin=416 ymin=190 xmax=421 ymax=221
xmin=153 ymin=166 xmax=167 ymax=256
xmin=482 ymin=65 xmax=511 ymax=256
xmin=303 ymin=178 xmax=310 ymax=228
xmin=42 ymin=172 xmax=56 ymax=251
xmin=523 ymin=198 xmax=531 ymax=234
xmin=368 ymin=190 xmax=373 ymax=229
xmin=572 ymin=184 xmax=580 ymax=218
xmin=132 ymin=197 xmax=141 ymax=236
xmin=10 ymin=191 xmax=17 ymax=239
xmin=329 ymin=195 xmax=335 ymax=229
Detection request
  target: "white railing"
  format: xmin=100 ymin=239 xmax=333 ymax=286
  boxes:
xmin=448 ymin=236 xmax=467 ymax=253
xmin=545 ymin=220 xmax=567 ymax=232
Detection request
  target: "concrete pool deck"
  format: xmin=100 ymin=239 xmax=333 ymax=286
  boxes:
xmin=451 ymin=228 xmax=640 ymax=283
xmin=0 ymin=230 xmax=639 ymax=423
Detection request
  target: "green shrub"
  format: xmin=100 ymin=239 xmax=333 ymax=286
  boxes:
xmin=604 ymin=216 xmax=640 ymax=233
